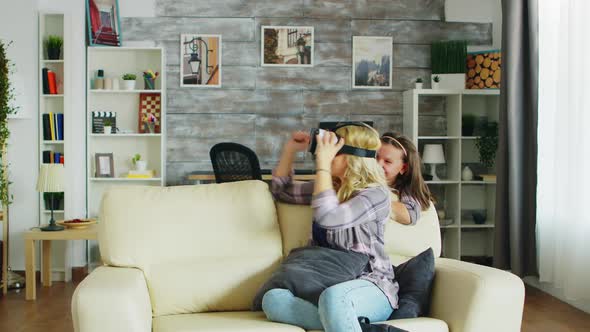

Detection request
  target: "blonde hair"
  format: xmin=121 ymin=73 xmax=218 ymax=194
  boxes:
xmin=334 ymin=125 xmax=389 ymax=202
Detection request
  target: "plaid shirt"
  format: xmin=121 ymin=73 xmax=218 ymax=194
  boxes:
xmin=271 ymin=173 xmax=399 ymax=309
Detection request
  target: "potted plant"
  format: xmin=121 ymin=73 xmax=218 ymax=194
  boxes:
xmin=415 ymin=78 xmax=423 ymax=89
xmin=462 ymin=114 xmax=476 ymax=136
xmin=431 ymin=40 xmax=467 ymax=89
xmin=122 ymin=73 xmax=136 ymax=90
xmin=43 ymin=192 xmax=64 ymax=210
xmin=1 ymin=40 xmax=17 ymax=207
xmin=475 ymin=121 xmax=498 ymax=177
xmin=46 ymin=35 xmax=63 ymax=60
xmin=103 ymin=119 xmax=113 ymax=134
xmin=132 ymin=153 xmax=147 ymax=171
xmin=432 ymin=75 xmax=440 ymax=89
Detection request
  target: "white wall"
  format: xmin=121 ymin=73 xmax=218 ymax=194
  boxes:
xmin=446 ymin=0 xmax=502 ymax=50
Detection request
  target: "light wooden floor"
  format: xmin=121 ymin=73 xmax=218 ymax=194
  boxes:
xmin=0 ymin=282 xmax=589 ymax=331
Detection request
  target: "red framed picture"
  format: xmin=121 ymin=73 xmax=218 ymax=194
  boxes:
xmin=138 ymin=93 xmax=161 ymax=133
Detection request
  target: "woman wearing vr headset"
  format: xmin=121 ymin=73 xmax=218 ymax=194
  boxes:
xmin=377 ymin=132 xmax=433 ymax=225
xmin=264 ymin=123 xmax=397 ymax=332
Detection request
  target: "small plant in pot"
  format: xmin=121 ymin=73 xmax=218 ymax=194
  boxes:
xmin=103 ymin=119 xmax=113 ymax=134
xmin=475 ymin=121 xmax=498 ymax=178
xmin=132 ymin=153 xmax=147 ymax=171
xmin=432 ymin=75 xmax=440 ymax=89
xmin=44 ymin=192 xmax=64 ymax=210
xmin=462 ymin=114 xmax=476 ymax=136
xmin=122 ymin=73 xmax=136 ymax=90
xmin=46 ymin=35 xmax=63 ymax=60
xmin=415 ymin=77 xmax=423 ymax=89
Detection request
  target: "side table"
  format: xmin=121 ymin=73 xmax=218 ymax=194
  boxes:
xmin=24 ymin=225 xmax=97 ymax=300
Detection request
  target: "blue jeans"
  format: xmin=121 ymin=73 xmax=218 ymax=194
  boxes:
xmin=261 ymin=279 xmax=394 ymax=332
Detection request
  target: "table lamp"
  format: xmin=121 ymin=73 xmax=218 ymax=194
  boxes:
xmin=422 ymin=144 xmax=445 ymax=181
xmin=36 ymin=164 xmax=64 ymax=231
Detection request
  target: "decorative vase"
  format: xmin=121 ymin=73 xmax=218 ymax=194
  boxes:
xmin=112 ymin=79 xmax=120 ymax=90
xmin=104 ymin=78 xmax=113 ymax=90
xmin=462 ymin=166 xmax=474 ymax=181
xmin=472 ymin=211 xmax=487 ymax=225
xmin=415 ymin=82 xmax=423 ymax=89
xmin=103 ymin=126 xmax=112 ymax=134
xmin=47 ymin=48 xmax=60 ymax=60
xmin=431 ymin=81 xmax=440 ymax=89
xmin=431 ymin=73 xmax=466 ymax=90
xmin=144 ymin=122 xmax=156 ymax=134
xmin=135 ymin=160 xmax=147 ymax=172
xmin=144 ymin=77 xmax=155 ymax=90
xmin=123 ymin=80 xmax=136 ymax=90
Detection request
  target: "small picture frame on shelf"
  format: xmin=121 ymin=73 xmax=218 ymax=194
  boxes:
xmin=138 ymin=93 xmax=161 ymax=133
xmin=95 ymin=153 xmax=114 ymax=178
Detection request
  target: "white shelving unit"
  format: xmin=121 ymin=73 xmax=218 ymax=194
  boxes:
xmin=86 ymin=47 xmax=166 ymax=266
xmin=39 ymin=13 xmax=66 ymax=223
xmin=38 ymin=12 xmax=71 ymax=280
xmin=403 ymin=89 xmax=499 ymax=264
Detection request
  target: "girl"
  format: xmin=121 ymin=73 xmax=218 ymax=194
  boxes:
xmin=376 ymin=132 xmax=433 ymax=225
xmin=262 ymin=123 xmax=397 ymax=332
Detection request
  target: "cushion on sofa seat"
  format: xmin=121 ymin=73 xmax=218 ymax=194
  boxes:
xmin=153 ymin=311 xmax=306 ymax=332
xmin=98 ymin=181 xmax=284 ymax=316
xmin=307 ymin=317 xmax=448 ymax=332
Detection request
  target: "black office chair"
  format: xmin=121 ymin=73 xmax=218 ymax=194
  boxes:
xmin=209 ymin=143 xmax=262 ymax=183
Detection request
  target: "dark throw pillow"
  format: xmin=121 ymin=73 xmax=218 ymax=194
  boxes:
xmin=252 ymin=246 xmax=369 ymax=310
xmin=388 ymin=247 xmax=435 ymax=320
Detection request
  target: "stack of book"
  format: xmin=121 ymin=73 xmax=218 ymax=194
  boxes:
xmin=42 ymin=112 xmax=64 ymax=140
xmin=126 ymin=170 xmax=156 ymax=179
xmin=42 ymin=151 xmax=64 ymax=164
xmin=42 ymin=68 xmax=59 ymax=94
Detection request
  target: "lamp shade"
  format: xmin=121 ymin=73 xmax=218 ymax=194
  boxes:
xmin=422 ymin=144 xmax=445 ymax=164
xmin=36 ymin=164 xmax=64 ymax=193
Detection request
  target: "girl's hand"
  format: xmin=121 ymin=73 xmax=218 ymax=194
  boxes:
xmin=286 ymin=131 xmax=310 ymax=153
xmin=315 ymin=131 xmax=345 ymax=168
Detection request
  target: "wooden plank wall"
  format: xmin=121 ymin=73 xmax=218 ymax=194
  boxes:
xmin=120 ymin=0 xmax=492 ymax=185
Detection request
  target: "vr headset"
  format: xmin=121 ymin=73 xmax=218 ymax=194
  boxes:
xmin=308 ymin=122 xmax=377 ymax=158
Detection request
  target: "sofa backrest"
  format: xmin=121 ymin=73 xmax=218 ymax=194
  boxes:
xmin=276 ymin=202 xmax=441 ymax=265
xmin=98 ymin=181 xmax=283 ymax=317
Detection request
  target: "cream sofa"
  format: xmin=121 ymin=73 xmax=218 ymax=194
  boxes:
xmin=72 ymin=181 xmax=524 ymax=332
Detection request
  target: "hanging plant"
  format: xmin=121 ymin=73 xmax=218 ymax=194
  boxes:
xmin=0 ymin=39 xmax=17 ymax=206
xmin=475 ymin=121 xmax=498 ymax=170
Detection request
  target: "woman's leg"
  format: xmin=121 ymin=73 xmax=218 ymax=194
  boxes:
xmin=261 ymin=288 xmax=324 ymax=330
xmin=318 ymin=279 xmax=393 ymax=332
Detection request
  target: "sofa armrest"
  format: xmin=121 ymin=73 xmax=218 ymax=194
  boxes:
xmin=430 ymin=258 xmax=525 ymax=332
xmin=72 ymin=266 xmax=152 ymax=332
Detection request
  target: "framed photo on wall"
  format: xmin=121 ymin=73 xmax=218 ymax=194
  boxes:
xmin=95 ymin=153 xmax=114 ymax=178
xmin=261 ymin=26 xmax=314 ymax=67
xmin=86 ymin=0 xmax=122 ymax=46
xmin=352 ymin=36 xmax=393 ymax=89
xmin=180 ymin=34 xmax=222 ymax=87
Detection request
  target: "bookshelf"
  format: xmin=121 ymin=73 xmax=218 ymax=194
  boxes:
xmin=403 ymin=89 xmax=499 ymax=265
xmin=86 ymin=47 xmax=166 ymax=266
xmin=39 ymin=13 xmax=66 ymax=225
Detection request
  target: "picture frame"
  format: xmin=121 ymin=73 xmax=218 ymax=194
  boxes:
xmin=86 ymin=0 xmax=122 ymax=47
xmin=95 ymin=153 xmax=114 ymax=178
xmin=138 ymin=93 xmax=161 ymax=133
xmin=352 ymin=36 xmax=393 ymax=89
xmin=180 ymin=34 xmax=222 ymax=88
xmin=261 ymin=26 xmax=314 ymax=67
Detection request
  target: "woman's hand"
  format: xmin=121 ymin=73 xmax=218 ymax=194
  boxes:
xmin=315 ymin=131 xmax=345 ymax=169
xmin=286 ymin=131 xmax=311 ymax=153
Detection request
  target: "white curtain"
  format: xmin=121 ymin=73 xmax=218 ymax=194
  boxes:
xmin=537 ymin=0 xmax=590 ymax=305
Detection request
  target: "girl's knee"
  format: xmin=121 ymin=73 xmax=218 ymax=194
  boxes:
xmin=318 ymin=285 xmax=346 ymax=310
xmin=261 ymin=288 xmax=292 ymax=313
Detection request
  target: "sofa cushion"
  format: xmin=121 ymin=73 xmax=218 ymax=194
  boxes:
xmin=153 ymin=311 xmax=306 ymax=332
xmin=389 ymin=248 xmax=435 ymax=319
xmin=307 ymin=317 xmax=448 ymax=332
xmin=99 ymin=181 xmax=284 ymax=316
xmin=384 ymin=203 xmax=441 ymax=258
